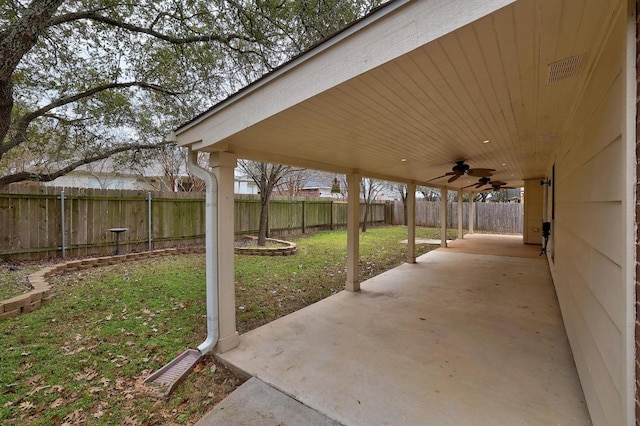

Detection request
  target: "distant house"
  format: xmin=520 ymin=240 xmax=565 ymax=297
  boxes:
xmin=234 ymin=169 xmax=259 ymax=195
xmin=43 ymin=158 xmax=260 ymax=195
xmin=300 ymin=181 xmax=334 ymax=198
xmin=44 ymin=158 xmax=172 ymax=191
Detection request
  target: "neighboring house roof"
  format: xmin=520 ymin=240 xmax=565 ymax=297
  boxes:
xmin=303 ymin=180 xmax=331 ymax=190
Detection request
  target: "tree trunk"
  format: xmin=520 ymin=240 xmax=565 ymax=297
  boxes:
xmin=362 ymin=202 xmax=369 ymax=232
xmin=258 ymin=199 xmax=269 ymax=246
xmin=0 ymin=80 xmax=13 ymax=148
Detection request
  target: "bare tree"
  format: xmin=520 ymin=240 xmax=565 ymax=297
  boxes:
xmin=237 ymin=160 xmax=296 ymax=246
xmin=359 ymin=177 xmax=386 ymax=232
xmin=275 ymin=168 xmax=311 ymax=197
xmin=418 ymin=186 xmax=440 ymax=201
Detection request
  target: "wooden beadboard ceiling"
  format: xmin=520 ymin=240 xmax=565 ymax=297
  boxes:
xmin=194 ymin=0 xmax=623 ymax=190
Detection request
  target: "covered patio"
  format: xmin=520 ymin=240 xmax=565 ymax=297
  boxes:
xmin=173 ymin=0 xmax=635 ymax=423
xmin=213 ymin=234 xmax=589 ymax=425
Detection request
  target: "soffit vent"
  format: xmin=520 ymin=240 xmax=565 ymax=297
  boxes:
xmin=547 ymin=55 xmax=584 ymax=84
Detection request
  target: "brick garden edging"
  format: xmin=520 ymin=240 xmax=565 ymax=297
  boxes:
xmin=234 ymin=236 xmax=297 ymax=256
xmin=0 ymin=247 xmax=205 ymax=320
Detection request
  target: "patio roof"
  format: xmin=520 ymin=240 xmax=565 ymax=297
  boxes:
xmin=174 ymin=0 xmax=623 ymax=190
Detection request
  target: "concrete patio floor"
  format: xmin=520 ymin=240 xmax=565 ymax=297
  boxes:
xmin=215 ymin=234 xmax=591 ymax=425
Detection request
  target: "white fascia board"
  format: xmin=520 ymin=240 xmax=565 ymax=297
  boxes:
xmin=176 ymin=0 xmax=516 ymax=149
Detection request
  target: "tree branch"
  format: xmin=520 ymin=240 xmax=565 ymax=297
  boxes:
xmin=49 ymin=11 xmax=255 ymax=45
xmin=0 ymin=140 xmax=173 ymax=188
xmin=0 ymin=0 xmax=65 ymax=143
xmin=1 ymin=81 xmax=179 ymax=158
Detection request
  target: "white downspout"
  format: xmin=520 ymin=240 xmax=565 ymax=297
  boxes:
xmin=186 ymin=149 xmax=218 ymax=355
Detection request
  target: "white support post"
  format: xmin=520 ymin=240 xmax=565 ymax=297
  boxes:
xmin=407 ymin=183 xmax=416 ymax=263
xmin=210 ymin=152 xmax=239 ymax=353
xmin=457 ymin=189 xmax=463 ymax=239
xmin=468 ymin=193 xmax=475 ymax=234
xmin=346 ymin=173 xmax=361 ymax=291
xmin=440 ymin=188 xmax=448 ymax=248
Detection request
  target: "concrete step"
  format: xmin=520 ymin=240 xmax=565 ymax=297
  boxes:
xmin=196 ymin=378 xmax=341 ymax=426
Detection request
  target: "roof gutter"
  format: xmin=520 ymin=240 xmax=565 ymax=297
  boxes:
xmin=186 ymin=149 xmax=219 ymax=355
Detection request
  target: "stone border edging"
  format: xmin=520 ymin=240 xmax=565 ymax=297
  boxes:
xmin=234 ymin=236 xmax=297 ymax=256
xmin=0 ymin=247 xmax=205 ymax=320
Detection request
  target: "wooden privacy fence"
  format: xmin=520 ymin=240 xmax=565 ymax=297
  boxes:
xmin=0 ymin=187 xmax=387 ymax=260
xmin=0 ymin=186 xmax=206 ymax=259
xmin=391 ymin=200 xmax=523 ymax=234
xmin=0 ymin=186 xmax=521 ymax=260
xmin=235 ymin=198 xmax=386 ymax=236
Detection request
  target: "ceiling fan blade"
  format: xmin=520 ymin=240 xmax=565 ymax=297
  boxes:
xmin=467 ymin=168 xmax=496 ymax=177
xmin=426 ymin=172 xmax=454 ymax=182
xmin=447 ymin=174 xmax=461 ymax=183
xmin=462 ymin=183 xmax=477 ymax=189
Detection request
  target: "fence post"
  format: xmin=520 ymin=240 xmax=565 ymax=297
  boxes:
xmin=302 ymin=200 xmax=306 ymax=234
xmin=59 ymin=190 xmax=66 ymax=258
xmin=330 ymin=201 xmax=334 ymax=230
xmin=147 ymin=192 xmax=153 ymax=251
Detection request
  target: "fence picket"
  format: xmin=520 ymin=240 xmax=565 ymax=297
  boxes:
xmin=392 ymin=200 xmax=522 ymax=234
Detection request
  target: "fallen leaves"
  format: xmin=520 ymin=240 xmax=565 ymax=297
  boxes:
xmin=61 ymin=408 xmax=84 ymax=425
xmin=74 ymin=368 xmax=98 ymax=382
xmin=26 ymin=384 xmax=50 ymax=397
xmin=0 ymin=255 xmax=248 ymax=425
xmin=23 ymin=375 xmax=42 ymax=386
xmin=18 ymin=400 xmax=34 ymax=410
xmin=92 ymin=404 xmax=107 ymax=419
xmin=50 ymin=398 xmax=64 ymax=408
xmin=45 ymin=385 xmax=64 ymax=395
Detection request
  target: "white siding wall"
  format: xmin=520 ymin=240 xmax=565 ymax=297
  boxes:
xmin=547 ymin=10 xmax=629 ymax=426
